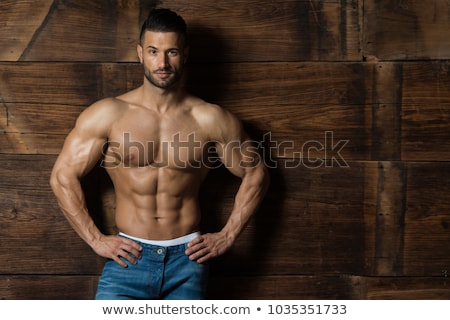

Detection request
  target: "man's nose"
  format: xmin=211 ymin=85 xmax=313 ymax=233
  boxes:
xmin=158 ymin=53 xmax=169 ymax=68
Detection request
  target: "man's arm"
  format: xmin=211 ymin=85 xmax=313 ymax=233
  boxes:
xmin=50 ymin=100 xmax=142 ymax=267
xmin=186 ymin=108 xmax=270 ymax=263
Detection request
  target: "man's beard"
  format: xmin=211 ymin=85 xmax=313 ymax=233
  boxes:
xmin=143 ymin=65 xmax=183 ymax=90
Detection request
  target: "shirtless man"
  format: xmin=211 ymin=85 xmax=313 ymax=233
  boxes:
xmin=49 ymin=8 xmax=269 ymax=299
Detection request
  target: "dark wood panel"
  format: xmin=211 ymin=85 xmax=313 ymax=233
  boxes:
xmin=363 ymin=0 xmax=450 ymax=60
xmin=203 ymin=161 xmax=446 ymax=277
xmin=401 ymin=62 xmax=450 ymax=160
xmin=1 ymin=159 xmax=449 ymax=277
xmin=0 ymin=104 xmax=371 ymax=160
xmin=0 ymin=154 xmax=106 ymax=274
xmin=176 ymin=0 xmax=361 ymax=62
xmin=365 ymin=277 xmax=450 ymax=299
xmin=403 ymin=162 xmax=450 ymax=276
xmin=372 ymin=161 xmax=406 ymax=276
xmin=0 ymin=275 xmax=98 ymax=300
xmin=401 ymin=103 xmax=450 ymax=161
xmin=0 ymin=156 xmax=372 ymax=275
xmin=0 ymin=63 xmax=136 ymax=105
xmin=3 ymin=61 xmax=450 ymax=160
xmin=370 ymin=63 xmax=402 ymax=160
xmin=1 ymin=0 xmax=448 ymax=302
xmin=0 ymin=63 xmax=101 ymax=105
xmin=0 ymin=0 xmax=361 ymax=62
xmin=210 ymin=275 xmax=450 ymax=299
xmin=1 ymin=62 xmax=371 ymax=159
xmin=2 ymin=275 xmax=449 ymax=299
xmin=201 ymin=161 xmax=371 ymax=276
xmin=0 ymin=0 xmax=54 ymax=61
xmin=0 ymin=132 xmax=64 ymax=154
xmin=208 ymin=275 xmax=359 ymax=299
xmin=1 ymin=62 xmax=369 ymax=105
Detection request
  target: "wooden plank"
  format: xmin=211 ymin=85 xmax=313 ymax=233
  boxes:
xmin=208 ymin=275 xmax=360 ymax=299
xmin=363 ymin=0 xmax=450 ymax=60
xmin=1 ymin=62 xmax=369 ymax=106
xmin=403 ymin=162 xmax=450 ymax=276
xmin=0 ymin=156 xmax=371 ymax=276
xmin=373 ymin=161 xmax=406 ymax=276
xmin=1 ymin=275 xmax=448 ymax=300
xmin=179 ymin=0 xmax=362 ymax=62
xmin=401 ymin=62 xmax=450 ymax=160
xmin=365 ymin=277 xmax=450 ymax=299
xmin=1 ymin=63 xmax=369 ymax=106
xmin=1 ymin=62 xmax=371 ymax=160
xmin=1 ymin=155 xmax=450 ymax=278
xmin=1 ymin=104 xmax=369 ymax=160
xmin=370 ymin=63 xmax=402 ymax=160
xmin=0 ymin=0 xmax=54 ymax=61
xmin=402 ymin=103 xmax=450 ymax=161
xmin=0 ymin=0 xmax=361 ymax=62
xmin=0 ymin=103 xmax=81 ymax=153
xmin=201 ymin=160 xmax=373 ymax=276
xmin=0 ymin=154 xmax=105 ymax=274
xmin=0 ymin=63 xmax=101 ymax=105
xmin=3 ymin=61 xmax=449 ymax=160
xmin=0 ymin=275 xmax=98 ymax=300
xmin=210 ymin=275 xmax=450 ymax=299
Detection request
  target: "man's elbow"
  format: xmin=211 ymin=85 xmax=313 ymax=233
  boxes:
xmin=49 ymin=169 xmax=62 ymax=193
xmin=49 ymin=167 xmax=74 ymax=193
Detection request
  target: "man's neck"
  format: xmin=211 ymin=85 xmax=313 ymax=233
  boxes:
xmin=141 ymin=79 xmax=186 ymax=113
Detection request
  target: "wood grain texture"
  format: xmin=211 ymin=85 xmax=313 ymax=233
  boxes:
xmin=363 ymin=0 xmax=450 ymax=60
xmin=0 ymin=276 xmax=99 ymax=300
xmin=2 ymin=275 xmax=449 ymax=299
xmin=0 ymin=0 xmax=54 ymax=61
xmin=2 ymin=61 xmax=450 ymax=161
xmin=1 ymin=0 xmax=450 ymax=300
xmin=2 ymin=156 xmax=449 ymax=279
xmin=0 ymin=0 xmax=361 ymax=63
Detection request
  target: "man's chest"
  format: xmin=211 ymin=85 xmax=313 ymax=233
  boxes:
xmin=105 ymin=112 xmax=213 ymax=168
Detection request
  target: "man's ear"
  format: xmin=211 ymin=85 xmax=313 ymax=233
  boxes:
xmin=137 ymin=43 xmax=143 ymax=63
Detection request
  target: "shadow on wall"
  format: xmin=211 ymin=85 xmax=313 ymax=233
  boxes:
xmin=187 ymin=25 xmax=285 ymax=298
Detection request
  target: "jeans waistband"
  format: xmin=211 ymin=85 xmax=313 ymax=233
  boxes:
xmin=119 ymin=231 xmax=200 ymax=247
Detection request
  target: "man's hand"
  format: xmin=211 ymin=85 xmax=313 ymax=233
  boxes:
xmin=92 ymin=235 xmax=142 ymax=268
xmin=185 ymin=233 xmax=232 ymax=263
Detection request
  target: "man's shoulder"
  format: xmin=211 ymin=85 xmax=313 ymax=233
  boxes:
xmin=75 ymin=97 xmax=126 ymax=132
xmin=91 ymin=96 xmax=126 ymax=110
xmin=187 ymin=96 xmax=243 ymax=140
xmin=81 ymin=96 xmax=129 ymax=120
xmin=188 ymin=96 xmax=231 ymax=120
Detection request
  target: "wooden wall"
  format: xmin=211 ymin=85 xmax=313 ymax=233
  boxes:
xmin=1 ymin=0 xmax=450 ymax=299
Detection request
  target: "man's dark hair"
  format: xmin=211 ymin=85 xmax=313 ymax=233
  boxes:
xmin=139 ymin=8 xmax=188 ymax=46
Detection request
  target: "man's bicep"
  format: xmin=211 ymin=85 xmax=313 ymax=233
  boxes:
xmin=54 ymin=128 xmax=106 ymax=178
xmin=216 ymin=137 xmax=261 ymax=178
xmin=54 ymin=102 xmax=112 ymax=177
xmin=210 ymin=107 xmax=261 ymax=176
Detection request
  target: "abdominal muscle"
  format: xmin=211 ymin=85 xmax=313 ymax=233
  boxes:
xmin=106 ymin=165 xmax=206 ymax=241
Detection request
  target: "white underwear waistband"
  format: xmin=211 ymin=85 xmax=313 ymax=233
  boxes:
xmin=119 ymin=231 xmax=200 ymax=247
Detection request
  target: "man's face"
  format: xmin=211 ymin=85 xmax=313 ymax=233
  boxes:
xmin=137 ymin=31 xmax=188 ymax=90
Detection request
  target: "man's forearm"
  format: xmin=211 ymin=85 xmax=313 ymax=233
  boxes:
xmin=221 ymin=163 xmax=269 ymax=242
xmin=50 ymin=172 xmax=102 ymax=247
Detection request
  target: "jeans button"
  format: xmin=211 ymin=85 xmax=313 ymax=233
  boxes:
xmin=156 ymin=248 xmax=163 ymax=254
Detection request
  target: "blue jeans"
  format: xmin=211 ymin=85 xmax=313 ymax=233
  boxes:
xmin=95 ymin=235 xmax=208 ymax=300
